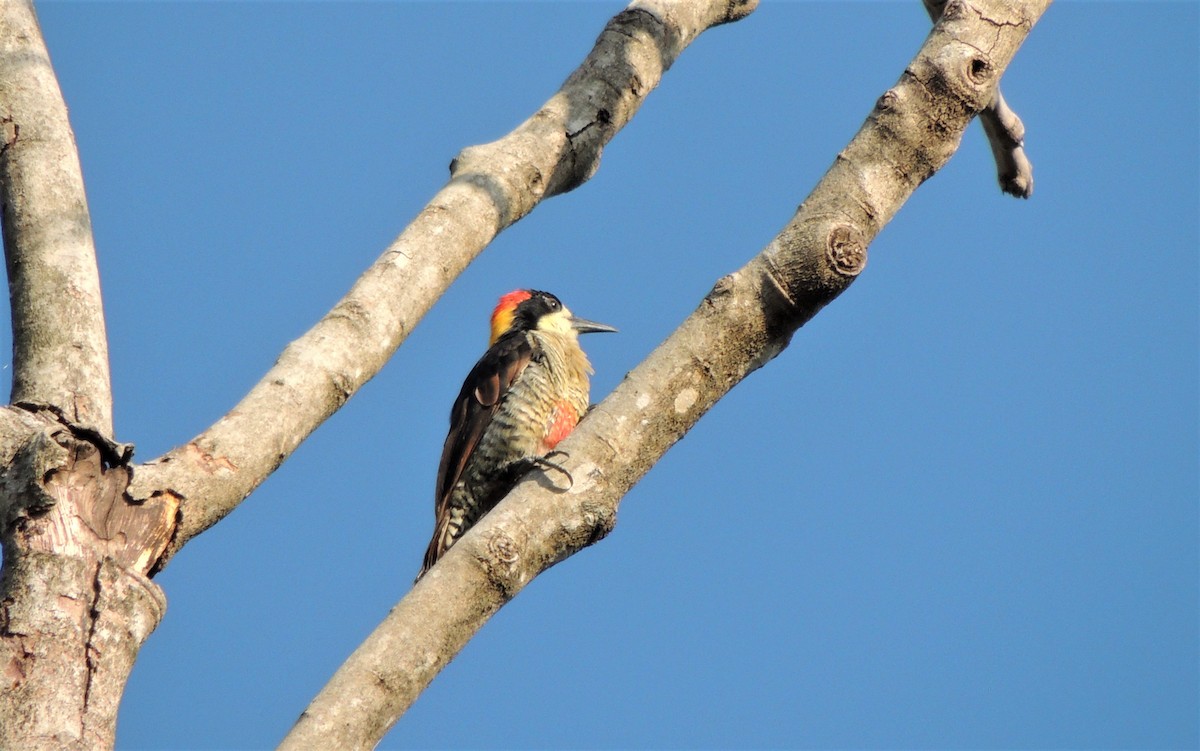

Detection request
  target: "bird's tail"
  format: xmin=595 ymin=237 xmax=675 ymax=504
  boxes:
xmin=415 ymin=515 xmax=456 ymax=582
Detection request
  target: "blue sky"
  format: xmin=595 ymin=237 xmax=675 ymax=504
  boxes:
xmin=8 ymin=2 xmax=1196 ymax=749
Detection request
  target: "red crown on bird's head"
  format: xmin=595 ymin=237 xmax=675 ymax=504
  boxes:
xmin=489 ymin=289 xmax=532 ymax=344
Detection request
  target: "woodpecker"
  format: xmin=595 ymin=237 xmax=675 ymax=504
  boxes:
xmin=418 ymin=289 xmax=616 ymax=579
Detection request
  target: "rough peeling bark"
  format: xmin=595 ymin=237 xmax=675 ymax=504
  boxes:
xmin=0 ymin=2 xmax=173 ymax=747
xmin=0 ymin=408 xmax=173 ymax=750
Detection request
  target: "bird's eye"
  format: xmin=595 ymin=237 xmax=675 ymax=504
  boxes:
xmin=546 ymin=297 xmax=561 ymax=310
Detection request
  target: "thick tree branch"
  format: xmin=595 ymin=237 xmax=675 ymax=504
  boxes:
xmin=0 ymin=551 xmax=164 ymax=750
xmin=0 ymin=6 xmax=177 ymax=747
xmin=923 ymin=0 xmax=1033 ymax=197
xmin=0 ymin=405 xmax=169 ymax=750
xmin=127 ymin=0 xmax=758 ymax=569
xmin=0 ymin=0 xmax=114 ymax=435
xmin=281 ymin=1 xmax=1051 ymax=747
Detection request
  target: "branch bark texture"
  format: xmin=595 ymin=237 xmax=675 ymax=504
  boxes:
xmin=0 ymin=406 xmax=170 ymax=750
xmin=0 ymin=0 xmax=113 ymax=434
xmin=923 ymin=0 xmax=1034 ymax=197
xmin=128 ymin=0 xmax=758 ymax=567
xmin=1 ymin=3 xmax=172 ymax=748
xmin=282 ymin=0 xmax=1050 ymax=747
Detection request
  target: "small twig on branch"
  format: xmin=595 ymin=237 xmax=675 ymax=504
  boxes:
xmin=281 ymin=1 xmax=1050 ymax=748
xmin=126 ymin=0 xmax=759 ymax=568
xmin=923 ymin=0 xmax=1034 ymax=197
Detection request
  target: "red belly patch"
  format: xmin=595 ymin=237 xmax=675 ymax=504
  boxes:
xmin=543 ymin=401 xmax=580 ymax=450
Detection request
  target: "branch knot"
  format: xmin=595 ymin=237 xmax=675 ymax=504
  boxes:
xmin=826 ymin=225 xmax=867 ymax=277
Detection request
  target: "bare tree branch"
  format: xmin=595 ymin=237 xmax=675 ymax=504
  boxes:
xmin=0 ymin=3 xmax=758 ymax=747
xmin=0 ymin=402 xmax=171 ymax=750
xmin=0 ymin=548 xmax=164 ymax=750
xmin=280 ymin=0 xmax=1051 ymax=747
xmin=923 ymin=0 xmax=1034 ymax=197
xmin=127 ymin=0 xmax=759 ymax=569
xmin=1 ymin=6 xmax=169 ymax=745
xmin=0 ymin=0 xmax=114 ymax=434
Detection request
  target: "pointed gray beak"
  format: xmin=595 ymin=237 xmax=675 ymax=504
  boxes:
xmin=570 ymin=316 xmax=618 ymax=335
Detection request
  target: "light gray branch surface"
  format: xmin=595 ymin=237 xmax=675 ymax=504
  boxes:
xmin=923 ymin=0 xmax=1034 ymax=197
xmin=1 ymin=0 xmax=114 ymax=434
xmin=127 ymin=0 xmax=759 ymax=567
xmin=280 ymin=1 xmax=1051 ymax=748
xmin=0 ymin=404 xmax=170 ymax=750
xmin=2 ymin=5 xmax=166 ymax=746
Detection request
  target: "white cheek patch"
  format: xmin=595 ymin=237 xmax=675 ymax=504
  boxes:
xmin=537 ymin=309 xmax=575 ymax=336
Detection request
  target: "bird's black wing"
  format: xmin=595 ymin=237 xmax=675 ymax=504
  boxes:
xmin=433 ymin=330 xmax=535 ymax=528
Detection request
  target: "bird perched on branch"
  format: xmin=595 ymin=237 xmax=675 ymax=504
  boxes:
xmin=418 ymin=289 xmax=617 ymax=579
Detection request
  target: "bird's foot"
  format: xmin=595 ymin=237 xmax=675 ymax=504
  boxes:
xmin=531 ymin=450 xmax=574 ymax=489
